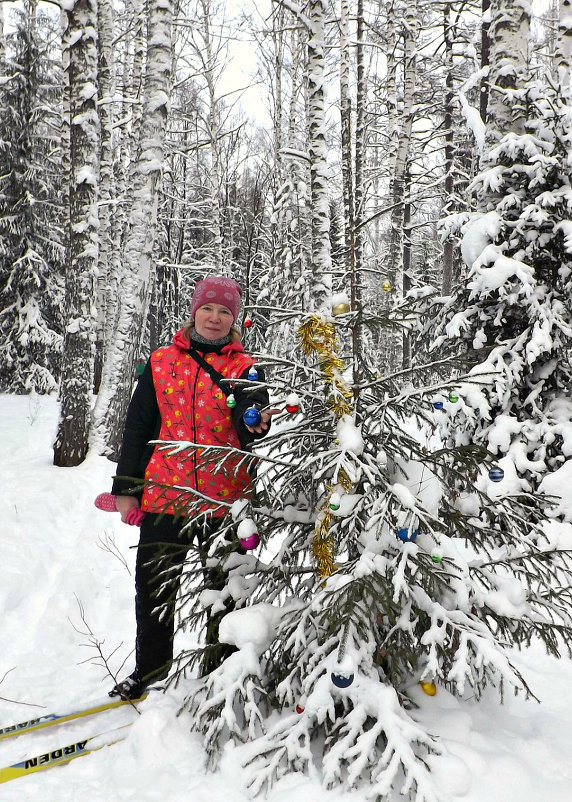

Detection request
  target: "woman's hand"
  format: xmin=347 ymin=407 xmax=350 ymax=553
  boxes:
xmin=115 ymin=495 xmax=140 ymax=523
xmin=244 ymin=408 xmax=281 ymax=434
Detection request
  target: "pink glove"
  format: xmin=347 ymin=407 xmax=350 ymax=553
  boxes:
xmin=94 ymin=493 xmax=146 ymax=527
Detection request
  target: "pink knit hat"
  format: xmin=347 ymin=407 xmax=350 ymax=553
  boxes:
xmin=189 ymin=276 xmax=242 ymax=323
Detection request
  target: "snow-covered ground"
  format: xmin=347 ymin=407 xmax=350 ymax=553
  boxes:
xmin=1 ymin=393 xmax=572 ymax=801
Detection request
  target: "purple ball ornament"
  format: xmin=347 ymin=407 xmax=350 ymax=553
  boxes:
xmin=237 ymin=518 xmax=260 ymax=550
xmin=243 ymin=406 xmax=262 ymax=427
xmin=240 ymin=533 xmax=260 ymax=550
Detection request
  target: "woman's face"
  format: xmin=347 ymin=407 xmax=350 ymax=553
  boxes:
xmin=194 ymin=303 xmax=234 ymax=340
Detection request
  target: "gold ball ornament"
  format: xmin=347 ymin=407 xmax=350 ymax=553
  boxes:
xmin=382 ymin=280 xmax=392 ymax=292
xmin=332 ymin=301 xmax=351 ymax=316
xmin=420 ymin=681 xmax=437 ymax=696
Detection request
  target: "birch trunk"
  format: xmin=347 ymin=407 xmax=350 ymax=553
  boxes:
xmin=556 ymin=0 xmax=572 ymax=91
xmin=382 ymin=0 xmax=417 ymax=374
xmin=92 ymin=0 xmax=172 ymax=457
xmin=339 ymin=0 xmax=354 ymax=278
xmin=53 ymin=0 xmax=99 ymax=467
xmin=442 ymin=3 xmax=455 ymax=294
xmin=486 ymin=0 xmax=530 ymax=141
xmin=306 ymin=0 xmax=332 ymax=309
xmin=199 ymin=0 xmax=223 ymax=272
xmin=94 ymin=0 xmax=115 ymax=392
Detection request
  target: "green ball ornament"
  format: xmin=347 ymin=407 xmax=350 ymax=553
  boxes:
xmin=329 ymin=492 xmax=341 ymax=511
xmin=226 ymin=394 xmax=237 ymax=409
xmin=448 ymin=393 xmax=459 ymax=403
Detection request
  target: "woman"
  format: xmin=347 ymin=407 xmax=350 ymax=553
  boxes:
xmin=109 ymin=276 xmax=276 ymax=700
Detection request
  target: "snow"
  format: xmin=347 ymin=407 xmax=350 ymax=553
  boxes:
xmin=2 ymin=393 xmax=572 ymax=800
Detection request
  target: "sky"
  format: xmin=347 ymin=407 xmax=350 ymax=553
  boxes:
xmin=1 ymin=392 xmax=572 ymax=801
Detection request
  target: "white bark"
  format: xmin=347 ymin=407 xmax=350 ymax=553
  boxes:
xmin=54 ymin=0 xmax=99 ymax=466
xmin=92 ymin=0 xmax=173 ymax=457
xmin=556 ymin=0 xmax=572 ymax=91
xmin=382 ymin=0 xmax=417 ymax=374
xmin=94 ymin=0 xmax=116 ymax=390
xmin=486 ymin=0 xmax=530 ymax=140
xmin=306 ymin=0 xmax=332 ymax=309
xmin=199 ymin=0 xmax=224 ymax=272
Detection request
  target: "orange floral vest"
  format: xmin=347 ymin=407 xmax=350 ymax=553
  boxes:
xmin=141 ymin=332 xmax=256 ymax=516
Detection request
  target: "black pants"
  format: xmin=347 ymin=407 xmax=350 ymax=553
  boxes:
xmin=134 ymin=513 xmax=233 ymax=684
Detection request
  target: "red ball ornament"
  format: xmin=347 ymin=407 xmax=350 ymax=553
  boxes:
xmin=286 ymin=404 xmax=299 ymax=414
xmin=243 ymin=317 xmax=253 ymax=328
xmin=295 ymin=704 xmax=304 ymax=714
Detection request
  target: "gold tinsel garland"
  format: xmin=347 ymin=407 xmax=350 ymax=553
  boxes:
xmin=299 ymin=314 xmax=354 ymax=578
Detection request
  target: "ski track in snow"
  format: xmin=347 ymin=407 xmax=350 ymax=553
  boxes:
xmin=1 ymin=394 xmax=572 ymax=801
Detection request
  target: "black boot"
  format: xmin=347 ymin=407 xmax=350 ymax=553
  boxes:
xmin=109 ymin=672 xmax=146 ymax=700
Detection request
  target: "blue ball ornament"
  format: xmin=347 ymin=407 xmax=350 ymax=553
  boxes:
xmin=433 ymin=401 xmax=444 ymax=410
xmin=331 ymin=672 xmax=354 ymax=689
xmin=397 ymin=527 xmax=418 ymax=542
xmin=243 ymin=406 xmax=262 ymax=427
xmin=489 ymin=466 xmax=504 ymax=483
xmin=248 ymin=367 xmax=258 ymax=381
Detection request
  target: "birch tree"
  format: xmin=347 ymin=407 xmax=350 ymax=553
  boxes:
xmin=381 ymin=0 xmax=418 ymax=373
xmin=92 ymin=0 xmax=173 ymax=457
xmin=485 ymin=0 xmax=530 ymax=140
xmin=93 ymin=0 xmax=116 ymax=392
xmin=53 ymin=0 xmax=99 ymax=466
xmin=305 ymin=0 xmax=332 ymax=309
xmin=555 ymin=0 xmax=572 ymax=90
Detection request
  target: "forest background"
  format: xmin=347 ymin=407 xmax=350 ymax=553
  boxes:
xmin=2 ymin=0 xmax=572 ymax=800
xmin=2 ymin=0 xmax=565 ymax=462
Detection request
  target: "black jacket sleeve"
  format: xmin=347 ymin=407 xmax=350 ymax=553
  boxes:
xmin=111 ymin=361 xmax=160 ymax=496
xmin=232 ymin=365 xmax=271 ymax=450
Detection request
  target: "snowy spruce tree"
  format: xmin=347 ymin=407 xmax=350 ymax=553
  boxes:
xmin=139 ymin=6 xmax=572 ymax=802
xmin=431 ymin=77 xmax=572 ymax=501
xmin=0 ymin=2 xmax=64 ymax=393
xmin=155 ymin=91 xmax=572 ymax=802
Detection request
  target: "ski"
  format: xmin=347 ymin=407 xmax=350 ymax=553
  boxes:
xmin=0 ymin=694 xmax=147 ymax=742
xmin=0 ymin=724 xmax=131 ymax=784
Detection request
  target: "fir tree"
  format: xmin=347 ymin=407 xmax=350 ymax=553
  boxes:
xmin=158 ymin=284 xmax=572 ymax=801
xmin=0 ymin=2 xmax=64 ymax=393
xmin=432 ymin=78 xmax=572 ymax=495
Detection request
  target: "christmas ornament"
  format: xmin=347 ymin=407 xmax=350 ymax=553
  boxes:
xmin=248 ymin=367 xmax=258 ymax=381
xmin=448 ymin=392 xmax=459 ymax=403
xmin=243 ymin=316 xmax=253 ymax=328
xmin=299 ymin=314 xmax=354 ymax=578
xmin=237 ymin=518 xmax=260 ymax=550
xmin=329 ymin=492 xmax=341 ymax=511
xmin=420 ymin=681 xmax=437 ymax=696
xmin=489 ymin=466 xmax=504 ymax=483
xmin=240 ymin=533 xmax=260 ymax=549
xmin=295 ymin=704 xmax=304 ymax=714
xmin=382 ymin=280 xmax=392 ymax=292
xmin=397 ymin=527 xmax=418 ymax=542
xmin=433 ymin=401 xmax=444 ymax=410
xmin=285 ymin=392 xmax=300 ymax=414
xmin=331 ymin=671 xmax=354 ymax=689
xmin=243 ymin=406 xmax=262 ymax=427
xmin=332 ymin=301 xmax=350 ymax=316
xmin=226 ymin=394 xmax=236 ymax=409
xmin=431 ymin=553 xmax=443 ymax=564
